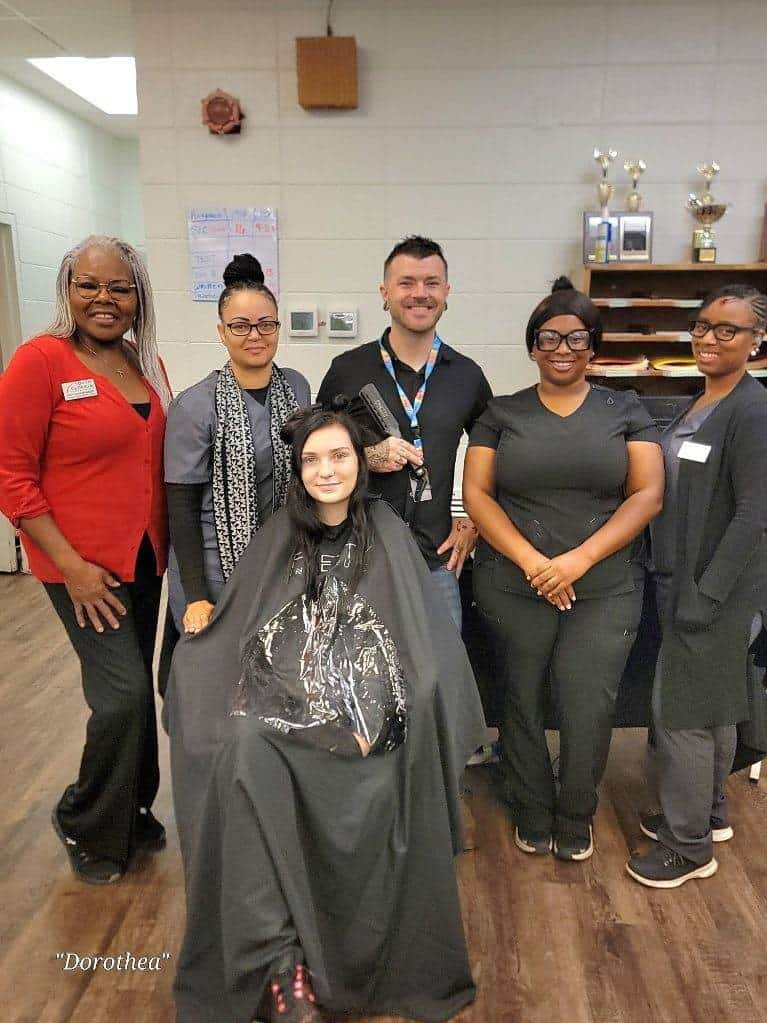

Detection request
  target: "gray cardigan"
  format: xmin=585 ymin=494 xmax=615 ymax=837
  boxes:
xmin=659 ymin=373 xmax=767 ymax=729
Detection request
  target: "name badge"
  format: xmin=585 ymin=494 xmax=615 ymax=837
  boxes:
xmin=410 ymin=467 xmax=433 ymax=503
xmin=62 ymin=379 xmax=98 ymax=401
xmin=678 ymin=440 xmax=711 ymax=463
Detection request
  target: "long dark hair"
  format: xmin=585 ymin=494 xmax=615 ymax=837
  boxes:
xmin=525 ymin=275 xmax=603 ymax=354
xmin=281 ymin=398 xmax=372 ymax=599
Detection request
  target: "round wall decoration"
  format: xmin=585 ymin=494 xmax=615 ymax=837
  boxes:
xmin=201 ymin=89 xmax=243 ymax=135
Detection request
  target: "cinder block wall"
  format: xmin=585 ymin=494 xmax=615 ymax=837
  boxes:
xmin=0 ymin=74 xmax=143 ymax=345
xmin=131 ymin=0 xmax=767 ymax=396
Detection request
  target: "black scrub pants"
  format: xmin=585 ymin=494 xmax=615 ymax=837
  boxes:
xmin=44 ymin=536 xmax=162 ymax=864
xmin=474 ymin=565 xmax=643 ymax=838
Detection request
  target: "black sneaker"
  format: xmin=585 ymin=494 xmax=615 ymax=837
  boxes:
xmin=51 ymin=809 xmax=124 ymax=885
xmin=514 ymin=826 xmax=552 ymax=855
xmin=626 ymin=844 xmax=718 ymax=888
xmin=135 ymin=808 xmax=167 ymax=852
xmin=639 ymin=810 xmax=734 ymax=844
xmin=267 ymin=964 xmax=323 ymax=1022
xmin=554 ymin=825 xmax=593 ymax=862
xmin=710 ymin=816 xmax=734 ymax=842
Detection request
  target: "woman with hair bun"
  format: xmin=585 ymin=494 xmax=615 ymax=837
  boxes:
xmin=164 ymin=253 xmax=310 ymax=635
xmin=463 ymin=277 xmax=664 ymax=862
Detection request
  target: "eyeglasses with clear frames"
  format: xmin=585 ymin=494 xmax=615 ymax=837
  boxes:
xmin=71 ymin=276 xmax=137 ymax=300
xmin=688 ymin=319 xmax=759 ymax=343
xmin=534 ymin=328 xmax=593 ymax=352
xmin=225 ymin=319 xmax=280 ymax=338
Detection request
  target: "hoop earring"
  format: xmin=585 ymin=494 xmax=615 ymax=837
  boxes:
xmin=383 ymin=300 xmax=389 ymax=312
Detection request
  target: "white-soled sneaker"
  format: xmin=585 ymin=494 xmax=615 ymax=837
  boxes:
xmin=553 ymin=825 xmax=593 ymax=862
xmin=626 ymin=845 xmax=718 ymax=889
xmin=639 ymin=810 xmax=733 ymax=844
xmin=514 ymin=827 xmax=552 ymax=855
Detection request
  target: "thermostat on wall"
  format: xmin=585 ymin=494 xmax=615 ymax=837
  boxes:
xmin=288 ymin=307 xmax=319 ymax=337
xmin=328 ymin=310 xmax=358 ymax=338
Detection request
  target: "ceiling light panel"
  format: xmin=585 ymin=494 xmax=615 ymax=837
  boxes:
xmin=27 ymin=56 xmax=137 ymax=115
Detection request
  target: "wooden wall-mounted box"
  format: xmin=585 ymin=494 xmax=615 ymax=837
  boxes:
xmin=296 ymin=36 xmax=358 ymax=110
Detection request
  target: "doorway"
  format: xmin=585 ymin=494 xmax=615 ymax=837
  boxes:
xmin=0 ymin=217 xmax=23 ymax=571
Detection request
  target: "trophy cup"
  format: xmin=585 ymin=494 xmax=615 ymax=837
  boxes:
xmin=686 ymin=163 xmax=728 ymax=263
xmin=594 ymin=148 xmax=617 ymax=209
xmin=624 ymin=159 xmax=646 ymax=212
xmin=591 ymin=148 xmax=617 ymax=263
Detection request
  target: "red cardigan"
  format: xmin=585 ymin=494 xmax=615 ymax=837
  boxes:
xmin=0 ymin=335 xmax=168 ymax=582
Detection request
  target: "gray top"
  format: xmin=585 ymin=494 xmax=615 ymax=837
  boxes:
xmin=470 ymin=384 xmax=660 ymax=597
xmin=164 ymin=366 xmax=311 ymax=602
xmin=650 ymin=399 xmax=720 ymax=577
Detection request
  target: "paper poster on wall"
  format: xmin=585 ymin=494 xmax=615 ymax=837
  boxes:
xmin=186 ymin=207 xmax=279 ymax=302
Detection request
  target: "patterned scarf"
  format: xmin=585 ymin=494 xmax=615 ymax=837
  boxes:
xmin=212 ymin=363 xmax=299 ymax=580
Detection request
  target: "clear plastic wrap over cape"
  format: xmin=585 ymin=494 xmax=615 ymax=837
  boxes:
xmin=232 ymin=575 xmax=408 ymax=754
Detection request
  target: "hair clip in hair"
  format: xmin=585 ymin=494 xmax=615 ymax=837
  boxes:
xmin=280 ymin=395 xmax=357 ymax=444
xmin=328 ymin=393 xmax=352 ymax=413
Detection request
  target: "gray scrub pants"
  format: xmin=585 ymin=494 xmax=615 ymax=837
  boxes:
xmin=649 ymin=575 xmax=737 ymax=866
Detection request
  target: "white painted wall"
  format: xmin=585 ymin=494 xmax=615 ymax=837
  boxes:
xmin=131 ymin=0 xmax=767 ymax=396
xmin=0 ymin=73 xmax=143 ymax=346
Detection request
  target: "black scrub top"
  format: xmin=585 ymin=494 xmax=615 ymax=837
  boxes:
xmin=469 ymin=384 xmax=660 ymax=598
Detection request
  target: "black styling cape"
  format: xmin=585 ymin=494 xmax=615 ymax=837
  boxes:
xmin=164 ymin=500 xmax=486 ymax=1023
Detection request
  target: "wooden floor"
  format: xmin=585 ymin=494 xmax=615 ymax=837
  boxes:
xmin=1 ymin=571 xmax=766 ymax=1023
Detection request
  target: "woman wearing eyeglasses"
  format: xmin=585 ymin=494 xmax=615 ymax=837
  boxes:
xmin=0 ymin=235 xmax=170 ymax=884
xmin=164 ymin=254 xmax=310 ymax=636
xmin=463 ymin=277 xmax=664 ymax=861
xmin=627 ymin=284 xmax=767 ymax=888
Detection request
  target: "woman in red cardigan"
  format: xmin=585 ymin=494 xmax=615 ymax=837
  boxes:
xmin=0 ymin=235 xmax=170 ymax=884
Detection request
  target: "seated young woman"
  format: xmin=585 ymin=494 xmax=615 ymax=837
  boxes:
xmin=165 ymin=398 xmax=486 ymax=1023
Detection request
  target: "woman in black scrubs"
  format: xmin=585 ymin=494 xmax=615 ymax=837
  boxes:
xmin=463 ymin=278 xmax=664 ymax=861
xmin=627 ymin=284 xmax=767 ymax=888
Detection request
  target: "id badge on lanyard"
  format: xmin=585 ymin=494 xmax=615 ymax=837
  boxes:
xmin=379 ymin=335 xmax=441 ymax=504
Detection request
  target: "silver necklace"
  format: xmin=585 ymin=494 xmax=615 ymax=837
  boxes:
xmin=79 ymin=339 xmax=128 ymax=379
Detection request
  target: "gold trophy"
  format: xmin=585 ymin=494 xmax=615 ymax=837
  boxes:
xmin=686 ymin=163 xmax=728 ymax=263
xmin=592 ymin=148 xmax=617 ymax=263
xmin=624 ymin=159 xmax=646 ymax=212
xmin=593 ymin=148 xmax=617 ymax=209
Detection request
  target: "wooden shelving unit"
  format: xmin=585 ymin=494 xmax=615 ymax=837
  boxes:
xmin=582 ymin=263 xmax=767 ymax=395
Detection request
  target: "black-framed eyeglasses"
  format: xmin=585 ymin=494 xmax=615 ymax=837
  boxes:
xmin=688 ymin=319 xmax=759 ymax=343
xmin=534 ymin=328 xmax=593 ymax=352
xmin=225 ymin=319 xmax=280 ymax=337
xmin=72 ymin=276 xmax=137 ymax=300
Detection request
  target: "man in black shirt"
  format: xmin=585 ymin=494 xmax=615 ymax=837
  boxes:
xmin=317 ymin=236 xmax=492 ymax=629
